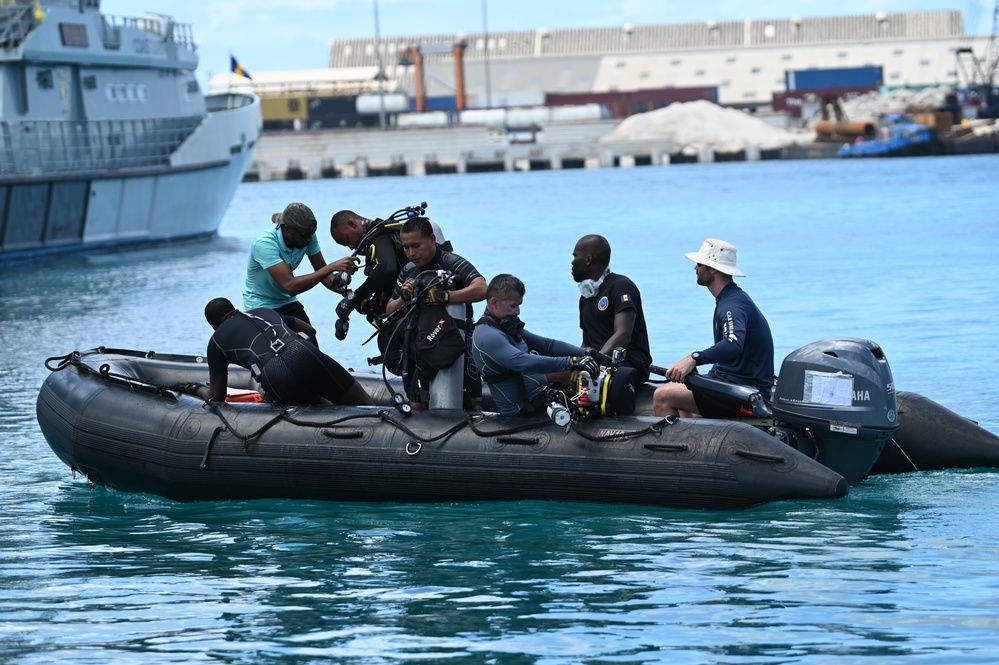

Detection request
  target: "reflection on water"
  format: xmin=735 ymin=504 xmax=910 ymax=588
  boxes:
xmin=3 ymin=156 xmax=999 ymax=662
xmin=6 ymin=474 xmax=989 ymax=663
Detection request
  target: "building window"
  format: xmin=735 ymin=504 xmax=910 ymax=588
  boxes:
xmin=751 ymin=67 xmax=761 ymax=74
xmin=744 ymin=91 xmax=757 ymax=99
xmin=920 ymin=59 xmax=931 ymax=66
xmin=837 ymin=51 xmax=848 ymax=58
xmin=893 ymin=48 xmax=903 ymax=55
xmin=726 ymin=55 xmax=736 ymax=63
xmin=695 ymin=69 xmax=705 ymax=76
xmin=639 ymin=72 xmax=650 ymax=79
xmin=782 ymin=53 xmax=792 ymax=60
xmin=671 ymin=58 xmax=682 ymax=66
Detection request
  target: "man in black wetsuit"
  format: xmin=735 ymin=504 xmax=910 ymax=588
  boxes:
xmin=653 ymin=238 xmax=774 ymax=418
xmin=201 ymin=297 xmax=373 ymax=406
xmin=329 ymin=210 xmax=407 ymax=332
xmin=571 ymin=234 xmax=652 ymax=386
xmin=386 ymin=217 xmax=486 ymax=409
xmin=330 ymin=210 xmax=451 ymax=340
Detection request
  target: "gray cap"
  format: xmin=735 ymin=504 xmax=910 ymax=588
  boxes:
xmin=272 ymin=202 xmax=317 ymax=233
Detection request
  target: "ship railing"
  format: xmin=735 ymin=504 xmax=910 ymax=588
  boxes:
xmin=0 ymin=3 xmax=36 ymax=50
xmin=0 ymin=117 xmax=202 ymax=175
xmin=101 ymin=14 xmax=196 ymax=51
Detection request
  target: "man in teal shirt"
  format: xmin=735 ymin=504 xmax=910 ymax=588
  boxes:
xmin=243 ymin=202 xmax=358 ymax=343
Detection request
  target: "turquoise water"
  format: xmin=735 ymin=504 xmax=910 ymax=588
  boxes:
xmin=2 ymin=155 xmax=999 ymax=663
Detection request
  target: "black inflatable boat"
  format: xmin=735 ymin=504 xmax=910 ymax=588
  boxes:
xmin=36 ymin=347 xmax=848 ymax=510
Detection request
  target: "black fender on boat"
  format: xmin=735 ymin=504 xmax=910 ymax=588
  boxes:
xmin=867 ymin=391 xmax=999 ymax=475
xmin=35 ymin=350 xmax=848 ymax=509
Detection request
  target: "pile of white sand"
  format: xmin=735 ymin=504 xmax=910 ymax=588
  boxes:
xmin=838 ymin=86 xmax=952 ymax=121
xmin=598 ymin=100 xmax=808 ymax=153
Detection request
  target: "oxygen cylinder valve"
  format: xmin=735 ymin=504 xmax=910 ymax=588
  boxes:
xmin=548 ymin=402 xmax=571 ymax=428
xmin=329 ymin=270 xmax=352 ymax=289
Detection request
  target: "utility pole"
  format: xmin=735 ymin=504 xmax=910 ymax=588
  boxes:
xmin=373 ymin=0 xmax=387 ymax=128
xmin=481 ymin=0 xmax=491 ymax=108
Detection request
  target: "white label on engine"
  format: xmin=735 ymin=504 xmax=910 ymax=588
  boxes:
xmin=830 ymin=423 xmax=858 ymax=435
xmin=804 ymin=370 xmax=854 ymax=406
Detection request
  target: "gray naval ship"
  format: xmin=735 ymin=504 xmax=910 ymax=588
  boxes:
xmin=0 ymin=0 xmax=261 ymax=261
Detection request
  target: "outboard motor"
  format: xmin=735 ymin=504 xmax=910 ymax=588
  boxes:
xmin=770 ymin=338 xmax=898 ymax=483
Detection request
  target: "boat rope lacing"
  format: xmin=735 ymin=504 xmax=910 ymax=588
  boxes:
xmin=44 ymin=350 xmax=683 ymax=463
xmin=571 ymin=416 xmax=678 ymax=442
xmin=44 ymin=351 xmax=180 ymax=399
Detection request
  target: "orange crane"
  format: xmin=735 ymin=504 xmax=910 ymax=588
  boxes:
xmin=399 ymin=41 xmax=467 ymax=113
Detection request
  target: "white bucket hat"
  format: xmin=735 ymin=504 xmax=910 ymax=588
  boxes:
xmin=685 ymin=238 xmax=746 ymax=277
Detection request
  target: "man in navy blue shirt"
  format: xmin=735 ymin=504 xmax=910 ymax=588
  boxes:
xmin=653 ymin=238 xmax=774 ymax=418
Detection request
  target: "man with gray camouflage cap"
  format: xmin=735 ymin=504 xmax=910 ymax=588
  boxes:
xmin=243 ymin=202 xmax=359 ymax=344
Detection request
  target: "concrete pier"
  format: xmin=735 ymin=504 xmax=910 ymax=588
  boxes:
xmin=245 ymin=121 xmax=806 ymax=181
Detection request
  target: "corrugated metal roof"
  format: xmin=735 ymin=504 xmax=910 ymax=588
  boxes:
xmin=327 ymin=10 xmax=964 ymax=68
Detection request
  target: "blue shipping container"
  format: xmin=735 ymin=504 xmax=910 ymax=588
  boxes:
xmin=785 ymin=66 xmax=883 ymax=92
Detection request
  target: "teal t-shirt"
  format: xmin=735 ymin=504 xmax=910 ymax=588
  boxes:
xmin=243 ymin=225 xmax=321 ymax=310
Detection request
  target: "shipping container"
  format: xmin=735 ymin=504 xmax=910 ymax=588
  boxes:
xmin=422 ymin=96 xmax=458 ymax=112
xmin=785 ymin=66 xmax=883 ymax=92
xmin=545 ymin=87 xmax=718 ymax=118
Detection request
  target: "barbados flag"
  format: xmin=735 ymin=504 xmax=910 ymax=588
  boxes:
xmin=230 ymin=54 xmax=251 ymax=80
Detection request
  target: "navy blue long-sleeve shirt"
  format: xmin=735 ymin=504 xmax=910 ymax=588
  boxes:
xmin=696 ymin=282 xmax=775 ymax=398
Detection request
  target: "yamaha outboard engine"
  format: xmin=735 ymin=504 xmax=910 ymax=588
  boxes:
xmin=770 ymin=338 xmax=898 ymax=483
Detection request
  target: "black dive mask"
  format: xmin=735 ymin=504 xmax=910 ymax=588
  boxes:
xmin=498 ymin=315 xmax=525 ymax=341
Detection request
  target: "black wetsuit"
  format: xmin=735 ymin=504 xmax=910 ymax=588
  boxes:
xmin=352 ymin=230 xmax=405 ymax=318
xmin=207 ymin=308 xmax=354 ymax=404
xmin=578 ymin=272 xmax=652 ymax=385
xmin=392 ymin=247 xmax=484 ymax=402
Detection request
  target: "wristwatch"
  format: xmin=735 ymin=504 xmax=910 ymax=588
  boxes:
xmin=690 ymin=352 xmax=701 ymax=365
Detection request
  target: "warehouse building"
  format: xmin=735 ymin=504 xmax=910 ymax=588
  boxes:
xmin=212 ymin=10 xmax=994 ymax=128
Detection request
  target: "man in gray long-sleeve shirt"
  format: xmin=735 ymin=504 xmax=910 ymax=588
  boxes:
xmin=471 ymin=274 xmax=597 ymax=416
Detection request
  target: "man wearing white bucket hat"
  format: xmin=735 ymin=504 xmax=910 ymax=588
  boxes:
xmin=653 ymin=238 xmax=774 ymax=419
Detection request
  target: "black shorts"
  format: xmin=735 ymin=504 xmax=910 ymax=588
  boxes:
xmin=693 ymin=389 xmax=754 ymax=419
xmin=260 ymin=339 xmax=354 ymax=404
xmin=274 ymin=301 xmax=310 ymax=324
